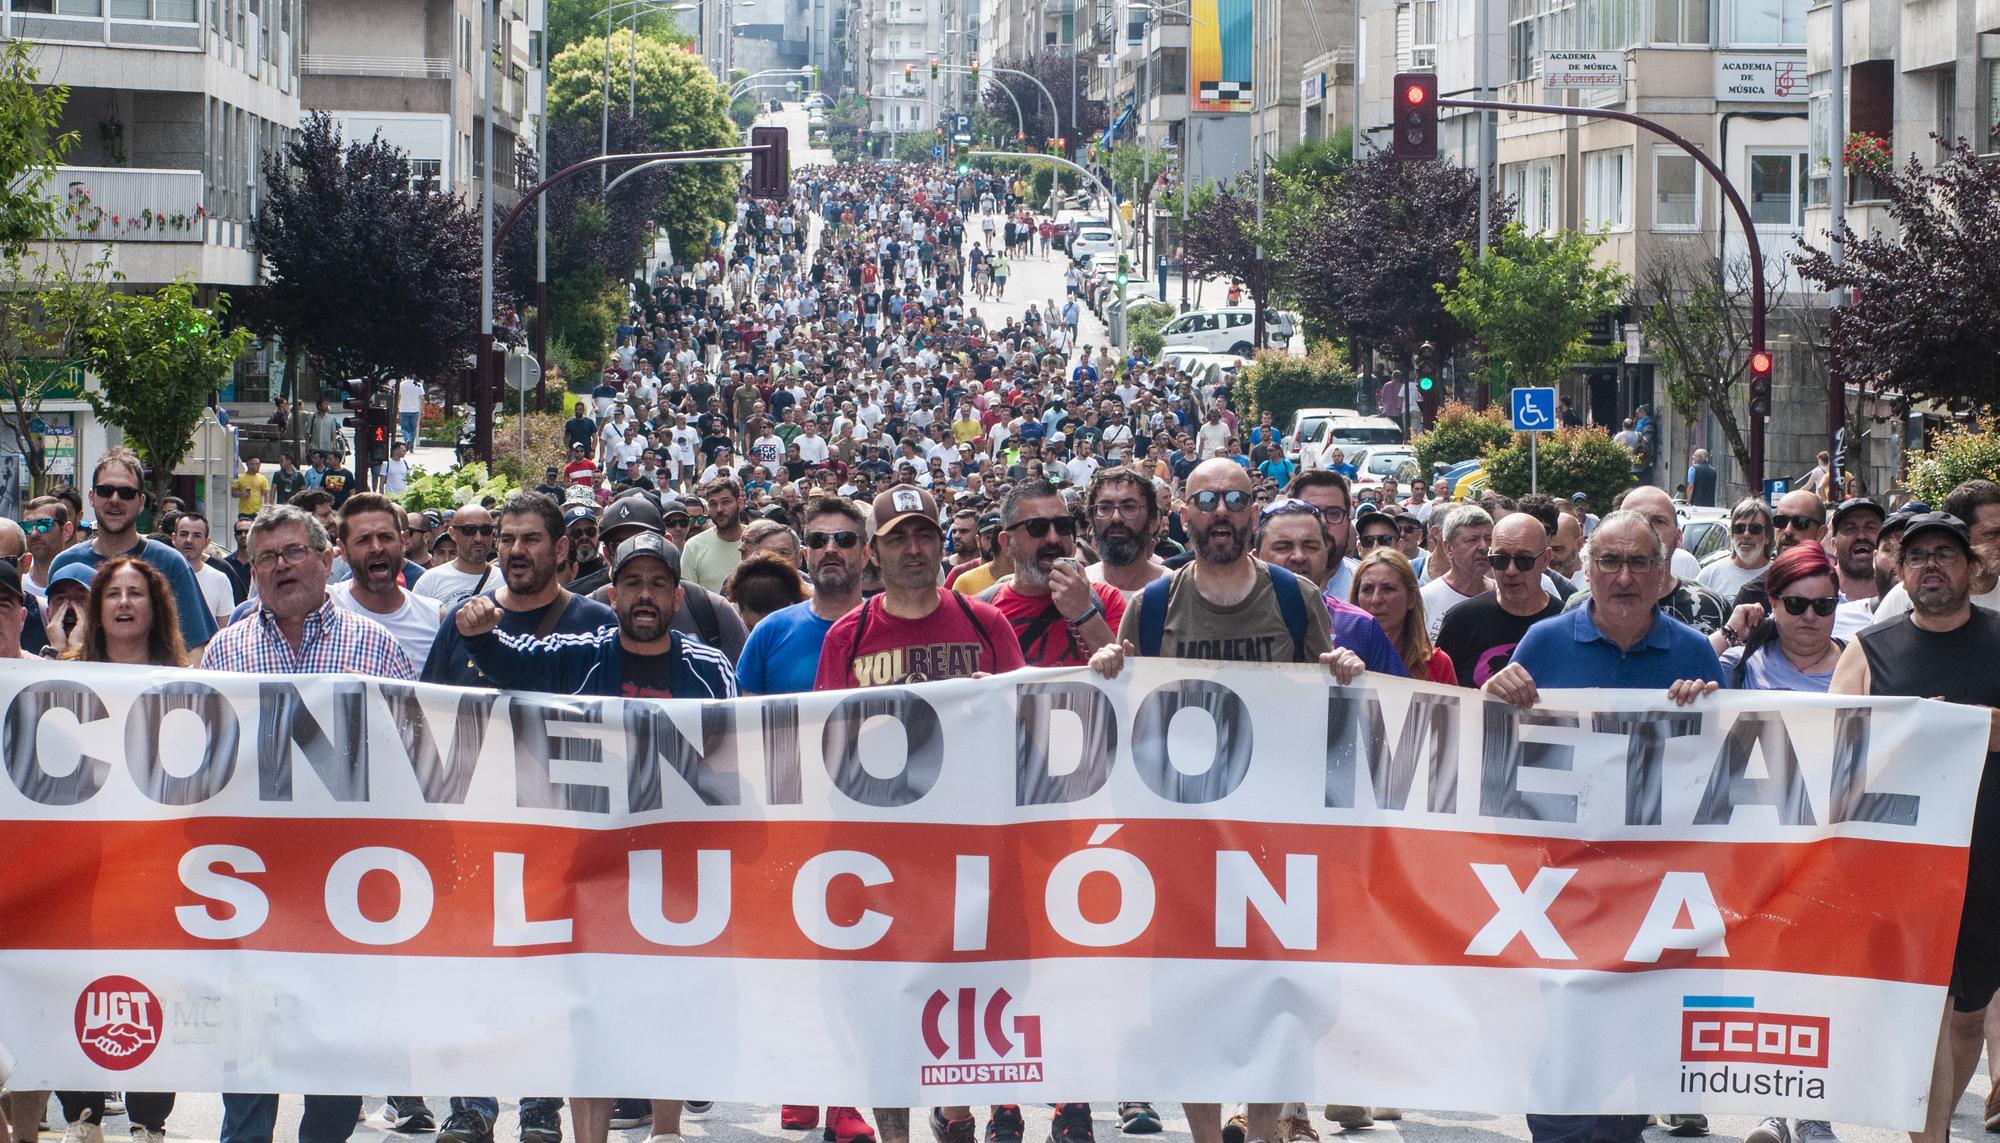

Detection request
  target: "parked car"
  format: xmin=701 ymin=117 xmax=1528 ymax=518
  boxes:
xmin=1160 ymin=348 xmax=1251 ymax=388
xmin=1345 ymin=447 xmax=1421 ymax=496
xmin=1319 ymin=415 xmax=1406 ymax=451
xmin=1678 ymin=506 xmax=1732 ymax=563
xmin=1158 ymin=307 xmax=1297 ymax=355
xmin=803 ymin=92 xmax=832 ymax=110
xmin=1069 ymin=226 xmax=1120 ymax=264
xmin=1286 ymin=407 xmax=1362 ymax=465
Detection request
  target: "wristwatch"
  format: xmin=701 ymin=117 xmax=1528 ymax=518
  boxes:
xmin=1066 ymin=597 xmax=1103 ymax=628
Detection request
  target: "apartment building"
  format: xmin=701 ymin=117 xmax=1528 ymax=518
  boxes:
xmin=850 ymin=0 xmax=940 ymax=137
xmin=301 ymin=0 xmax=537 ymax=208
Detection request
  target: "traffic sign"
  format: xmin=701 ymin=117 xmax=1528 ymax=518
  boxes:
xmin=504 ymin=350 xmax=543 ymax=394
xmin=953 ymin=113 xmax=971 ymax=134
xmin=932 ymin=144 xmax=944 ymax=158
xmin=1511 ymin=387 xmax=1557 ymax=431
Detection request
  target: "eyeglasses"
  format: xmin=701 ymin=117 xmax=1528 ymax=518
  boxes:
xmin=1777 ymin=595 xmax=1838 ymax=617
xmin=1008 ymin=516 xmax=1078 ymax=538
xmin=1731 ymin=522 xmax=1767 ymax=536
xmin=1591 ymin=553 xmax=1659 ymax=576
xmin=1090 ymin=500 xmax=1148 ymax=519
xmin=1357 ymin=532 xmax=1397 ymax=549
xmin=1189 ymin=488 xmax=1255 ymax=514
xmin=92 ymin=483 xmax=141 ymax=501
xmin=22 ymin=517 xmax=56 ymax=534
xmin=455 ymin=524 xmax=495 ymax=537
xmin=1904 ymin=546 xmax=1966 ymax=568
xmin=251 ymin=543 xmax=318 ymax=570
xmin=1773 ymin=514 xmax=1820 ymax=532
xmin=1487 ymin=549 xmax=1546 ymax=572
xmin=806 ymin=530 xmax=862 ymax=549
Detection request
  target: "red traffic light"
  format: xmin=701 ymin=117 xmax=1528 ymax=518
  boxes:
xmin=1391 ymin=73 xmax=1438 ymax=161
xmin=1749 ymin=350 xmax=1772 ymax=375
xmin=1405 ymin=83 xmax=1429 ymax=105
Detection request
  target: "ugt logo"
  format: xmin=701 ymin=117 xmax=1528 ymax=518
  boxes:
xmin=74 ymin=976 xmax=163 ymax=1071
xmin=918 ymin=987 xmax=1046 ymax=1086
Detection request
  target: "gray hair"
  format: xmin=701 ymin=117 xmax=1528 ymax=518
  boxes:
xmin=1440 ymin=502 xmax=1494 ymax=545
xmin=248 ymin=504 xmax=331 ymax=555
xmin=1587 ymin=508 xmax=1669 ymax=564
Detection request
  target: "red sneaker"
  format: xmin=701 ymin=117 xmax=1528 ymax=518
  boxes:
xmin=784 ymin=1107 xmax=821 ymax=1131
xmin=827 ymin=1107 xmax=876 ymax=1143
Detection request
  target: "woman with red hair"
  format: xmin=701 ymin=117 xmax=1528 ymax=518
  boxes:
xmin=1713 ymin=542 xmax=1844 ymax=691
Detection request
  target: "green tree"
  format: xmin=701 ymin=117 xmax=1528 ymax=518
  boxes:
xmin=76 ymin=282 xmax=254 ymax=501
xmin=547 ymin=0 xmax=691 ymax=61
xmin=545 ymin=28 xmax=738 ymax=261
xmin=1635 ymin=250 xmax=1780 ymax=486
xmin=1411 ymin=401 xmax=1514 ymax=474
xmin=1481 ymin=425 xmax=1637 ymax=513
xmin=1437 ymin=223 xmax=1629 ymax=393
xmin=1230 ymin=347 xmax=1356 ymax=429
xmin=1905 ymin=415 xmax=2000 ymax=506
xmin=0 ymin=40 xmax=77 ymax=254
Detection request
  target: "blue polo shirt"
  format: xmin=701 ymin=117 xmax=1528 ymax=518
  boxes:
xmin=1510 ymin=602 xmax=1723 ymax=689
xmin=734 ymin=600 xmax=839 ymax=695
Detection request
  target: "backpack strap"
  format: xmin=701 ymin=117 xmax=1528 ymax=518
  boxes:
xmin=684 ymin=583 xmax=722 ymax=646
xmin=1138 ymin=574 xmax=1173 ymax=658
xmin=1265 ymin=562 xmax=1310 ymax=663
xmin=946 ymin=587 xmax=997 ymax=667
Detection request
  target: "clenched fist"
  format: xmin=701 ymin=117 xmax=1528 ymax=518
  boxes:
xmin=456 ymin=594 xmax=502 ymax=638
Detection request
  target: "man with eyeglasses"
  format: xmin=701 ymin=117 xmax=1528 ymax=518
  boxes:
xmin=404 ymin=509 xmax=440 ymax=571
xmin=1258 ymin=502 xmax=1407 ymax=677
xmin=1832 ymin=509 xmax=2000 ymax=1143
xmin=1770 ymin=489 xmax=1828 ymax=554
xmin=1435 ymin=512 xmax=1564 ymax=688
xmin=736 ymin=495 xmax=871 ymax=694
xmin=411 ymin=503 xmax=498 ymax=611
xmin=1570 ymin=487 xmax=1729 ymax=636
xmin=48 ymin=446 xmax=216 ymax=653
xmin=1085 ymin=467 xmax=1168 ymax=594
xmin=976 ymin=480 xmax=1123 ymax=667
xmin=1871 ymin=480 xmax=2000 ymax=623
xmin=1286 ymin=470 xmax=1359 ymax=598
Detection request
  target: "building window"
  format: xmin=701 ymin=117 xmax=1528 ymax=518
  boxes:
xmin=13 ymin=0 xmax=56 ymax=12
xmin=1583 ymin=147 xmax=1631 ymax=230
xmin=1653 ymin=148 xmax=1698 ymax=229
xmin=1729 ymin=0 xmax=1802 ymax=46
xmin=56 ymin=0 xmax=102 ymax=13
xmin=1578 ymin=0 xmax=1639 ymax=48
xmin=1935 ymin=67 xmax=1955 ymax=157
xmin=1748 ymin=150 xmax=1803 ymax=226
xmin=1506 ymin=158 xmax=1560 ymax=233
xmin=410 ymin=158 xmax=443 ymax=191
xmin=1650 ymin=0 xmax=1707 ymax=45
xmin=1508 ymin=0 xmax=1537 ymax=81
xmin=1158 ymin=48 xmax=1187 ymax=94
xmin=1982 ymin=58 xmax=2000 ymax=157
xmin=110 ymin=0 xmax=198 ymax=17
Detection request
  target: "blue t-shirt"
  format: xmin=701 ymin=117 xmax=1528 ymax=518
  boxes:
xmin=735 ymin=600 xmax=838 ymax=695
xmin=50 ymin=537 xmax=218 ymax=650
xmin=1510 ymin=603 xmax=1724 ymax=690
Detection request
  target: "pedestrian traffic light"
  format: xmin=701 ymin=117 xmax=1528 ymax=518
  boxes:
xmin=1417 ymin=341 xmax=1437 ymax=391
xmin=1748 ymin=347 xmax=1773 ymax=415
xmin=1391 ymin=72 xmax=1438 ymax=161
xmin=340 ymin=378 xmax=369 ymax=413
xmin=930 ymin=58 xmax=939 ymax=81
xmin=935 ymin=125 xmax=945 ymax=138
xmin=749 ymin=124 xmax=789 ymax=198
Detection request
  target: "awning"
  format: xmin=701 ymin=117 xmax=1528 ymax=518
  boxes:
xmin=1101 ymin=103 xmax=1134 ymax=144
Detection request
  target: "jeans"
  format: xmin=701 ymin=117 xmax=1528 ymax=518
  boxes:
xmin=400 ymin=411 xmax=420 ymax=448
xmin=1526 ymin=1115 xmax=1651 ymax=1143
xmin=220 ymin=1094 xmax=362 ymax=1143
xmin=56 ymin=1093 xmax=175 ymax=1130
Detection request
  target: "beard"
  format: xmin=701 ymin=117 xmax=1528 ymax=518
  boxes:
xmin=503 ymin=553 xmax=554 ymax=595
xmin=1014 ymin=544 xmax=1066 ymax=590
xmin=1096 ymin=525 xmax=1147 ymax=568
xmin=1195 ymin=523 xmax=1245 ymax=565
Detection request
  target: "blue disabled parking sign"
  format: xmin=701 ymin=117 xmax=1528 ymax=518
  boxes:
xmin=1511 ymin=387 xmax=1557 ymax=432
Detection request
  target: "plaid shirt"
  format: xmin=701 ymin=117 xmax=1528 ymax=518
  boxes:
xmin=201 ymin=595 xmax=415 ymax=679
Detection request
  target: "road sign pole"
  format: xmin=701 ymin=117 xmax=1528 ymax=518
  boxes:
xmin=1531 ymin=432 xmax=1538 ymax=494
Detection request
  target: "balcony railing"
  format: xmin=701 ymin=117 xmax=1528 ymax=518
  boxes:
xmin=301 ymin=54 xmax=451 ymax=79
xmin=52 ymin=166 xmax=206 ymax=244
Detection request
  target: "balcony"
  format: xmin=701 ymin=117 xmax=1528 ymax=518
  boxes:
xmin=53 ymin=166 xmax=205 ymax=244
xmin=301 ymin=54 xmax=452 ymax=79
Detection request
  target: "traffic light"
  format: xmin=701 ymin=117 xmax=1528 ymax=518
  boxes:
xmin=970 ymin=58 xmax=980 ymax=86
xmin=930 ymin=57 xmax=939 ymax=81
xmin=957 ymin=159 xmax=970 ymax=175
xmin=1391 ymin=72 xmax=1438 ymax=161
xmin=1116 ymin=253 xmax=1130 ymax=289
xmin=749 ymin=124 xmax=789 ymax=198
xmin=1748 ymin=347 xmax=1773 ymax=416
xmin=340 ymin=378 xmax=369 ymax=413
xmin=935 ymin=125 xmax=945 ymax=138
xmin=364 ymin=411 xmax=390 ymax=466
xmin=1417 ymin=341 xmax=1437 ymax=391
xmin=904 ymin=63 xmax=914 ymax=83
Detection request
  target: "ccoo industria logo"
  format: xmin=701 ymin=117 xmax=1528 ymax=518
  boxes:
xmin=1678 ymin=995 xmax=1828 ymax=1100
xmin=919 ymin=987 xmax=1045 ymax=1086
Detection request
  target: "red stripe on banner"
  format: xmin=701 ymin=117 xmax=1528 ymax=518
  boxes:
xmin=0 ymin=818 xmax=1964 ymax=983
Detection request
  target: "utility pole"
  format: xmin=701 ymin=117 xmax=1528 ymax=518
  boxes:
xmin=478 ymin=0 xmax=497 ymax=458
xmin=1826 ymin=0 xmax=1847 ymax=470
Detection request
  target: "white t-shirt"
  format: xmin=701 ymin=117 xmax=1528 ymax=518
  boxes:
xmin=411 ymin=561 xmax=494 ymax=613
xmin=192 ymin=563 xmax=235 ymax=629
xmin=1420 ymin=576 xmax=1488 ymax=638
xmin=1697 ymin=557 xmax=1768 ymax=602
xmin=332 ymin=581 xmax=444 ymax=667
xmin=398 ymin=378 xmax=424 ymax=416
xmin=380 ymin=457 xmax=412 ymax=495
xmin=1670 ymin=547 xmax=1702 ymax=581
xmin=794 ymin=433 xmax=830 ymax=464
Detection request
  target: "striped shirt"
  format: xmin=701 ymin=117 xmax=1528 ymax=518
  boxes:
xmin=201 ymin=595 xmax=416 ymax=679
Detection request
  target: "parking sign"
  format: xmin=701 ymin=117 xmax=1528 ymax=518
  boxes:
xmin=1511 ymin=387 xmax=1557 ymax=432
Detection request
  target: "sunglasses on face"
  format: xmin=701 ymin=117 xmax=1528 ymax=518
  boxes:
xmin=1773 ymin=514 xmax=1819 ymax=531
xmin=1188 ymin=488 xmax=1255 ymax=514
xmin=1777 ymin=595 xmax=1838 ymax=617
xmin=455 ymin=524 xmax=495 ymax=537
xmin=806 ymin=530 xmax=862 ymax=549
xmin=1487 ymin=550 xmax=1544 ymax=572
xmin=1009 ymin=515 xmax=1078 ymax=539
xmin=93 ymin=483 xmax=141 ymax=501
xmin=1732 ymin=522 xmax=1767 ymax=536
xmin=22 ymin=517 xmax=56 ymax=534
xmin=1357 ymin=532 xmax=1397 ymax=549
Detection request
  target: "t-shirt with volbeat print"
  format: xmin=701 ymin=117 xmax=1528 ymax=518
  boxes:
xmin=1116 ymin=559 xmax=1334 ymax=663
xmin=813 ymin=588 xmax=1027 ymax=690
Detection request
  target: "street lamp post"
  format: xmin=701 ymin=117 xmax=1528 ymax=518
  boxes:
xmin=1131 ymin=0 xmax=1200 ymax=310
xmin=597 ymin=0 xmax=683 ymax=188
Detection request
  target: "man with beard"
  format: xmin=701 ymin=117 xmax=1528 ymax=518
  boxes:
xmin=1287 ymin=470 xmax=1358 ymax=598
xmin=948 ymin=513 xmax=1011 ymax=595
xmin=1255 ymin=501 xmax=1407 ymax=676
xmin=1434 ymin=512 xmax=1564 ymax=688
xmin=1825 ymin=497 xmax=1885 ymax=604
xmin=570 ymin=494 xmax=746 ymax=661
xmin=1771 ymin=488 xmax=1828 ymax=554
xmin=1084 ymin=467 xmax=1167 ymax=593
xmin=459 ymin=530 xmax=736 ymax=701
xmin=978 ymin=480 xmax=1123 ymax=666
xmin=50 ymin=446 xmax=216 ymax=653
xmin=20 ymin=495 xmax=75 ymax=606
xmin=1833 ymin=510 xmax=2000 ymax=1143
xmin=681 ymin=476 xmax=747 ymax=591
xmin=1087 ymin=459 xmax=1364 ymax=1143
xmin=422 ymin=493 xmax=615 ymax=688
xmin=412 ymin=503 xmax=498 ymax=611
xmin=944 ymin=509 xmax=983 ymax=577
xmin=736 ymin=496 xmax=870 ymax=694
xmin=563 ymin=503 xmax=608 ymax=587
xmin=404 ymin=509 xmax=441 ymax=571
xmin=1872 ymin=480 xmax=2000 ymax=622
xmin=331 ymin=494 xmax=444 ymax=668
xmin=1697 ymin=498 xmax=1773 ymax=602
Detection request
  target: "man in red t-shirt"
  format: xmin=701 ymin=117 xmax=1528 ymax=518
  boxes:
xmin=978 ymin=480 xmax=1124 ymax=666
xmin=563 ymin=442 xmax=599 ymax=489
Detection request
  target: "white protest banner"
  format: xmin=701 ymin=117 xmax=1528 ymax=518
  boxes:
xmin=0 ymin=657 xmax=1984 ymax=1130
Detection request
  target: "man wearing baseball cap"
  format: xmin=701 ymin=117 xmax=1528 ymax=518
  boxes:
xmin=1834 ymin=506 xmax=2000 ymax=1143
xmin=458 ymin=530 xmax=735 ymax=699
xmin=0 ymin=561 xmax=38 ymax=660
xmin=569 ymin=491 xmax=747 ymax=661
xmin=1873 ymin=481 xmax=2000 ymax=623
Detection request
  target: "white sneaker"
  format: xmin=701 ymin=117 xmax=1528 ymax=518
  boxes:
xmin=130 ymin=1125 xmax=165 ymax=1143
xmin=63 ymin=1113 xmax=105 ymax=1143
xmin=1366 ymin=1111 xmax=1401 ymax=1122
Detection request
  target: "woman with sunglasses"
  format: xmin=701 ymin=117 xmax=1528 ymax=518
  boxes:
xmin=1697 ymin=497 xmax=1774 ymax=602
xmin=1350 ymin=548 xmax=1457 ymax=684
xmin=1712 ymin=543 xmax=1843 ymax=691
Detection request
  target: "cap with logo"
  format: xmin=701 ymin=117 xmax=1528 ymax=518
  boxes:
xmin=872 ymin=486 xmax=942 ymax=536
xmin=1881 ymin=501 xmax=1932 ymax=539
xmin=599 ymin=495 xmax=663 ymax=542
xmin=1832 ymin=497 xmax=1886 ymax=528
xmin=46 ymin=564 xmax=96 ymax=594
xmin=1899 ymin=511 xmax=1972 ymax=556
xmin=562 ymin=504 xmax=599 ymax=528
xmin=612 ymin=532 xmax=682 ymax=578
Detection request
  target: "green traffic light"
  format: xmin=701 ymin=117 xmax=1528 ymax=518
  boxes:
xmin=1419 ymin=375 xmax=1435 ymax=391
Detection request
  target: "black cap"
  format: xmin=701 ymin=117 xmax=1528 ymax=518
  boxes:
xmin=977 ymin=511 xmax=1002 ymax=534
xmin=562 ymin=504 xmax=598 ymax=528
xmin=1354 ymin=507 xmax=1396 ymax=533
xmin=1882 ymin=501 xmax=1931 ymax=539
xmin=1832 ymin=497 xmax=1886 ymax=528
xmin=1900 ymin=511 xmax=1972 ymax=555
xmin=599 ymin=494 xmax=663 ymax=541
xmin=612 ymin=532 xmax=681 ymax=578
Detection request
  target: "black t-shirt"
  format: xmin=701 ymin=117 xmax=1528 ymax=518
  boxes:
xmin=621 ymin=647 xmax=679 ymax=698
xmin=321 ymin=468 xmax=355 ymax=508
xmin=1435 ymin=591 xmax=1565 ymax=688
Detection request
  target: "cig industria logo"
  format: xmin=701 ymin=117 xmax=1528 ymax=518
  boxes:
xmin=919 ymin=986 xmax=1045 ymax=1085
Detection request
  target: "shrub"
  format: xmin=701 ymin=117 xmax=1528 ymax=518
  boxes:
xmin=490 ymin=411 xmax=572 ymax=490
xmin=399 ymin=462 xmax=522 ymax=513
xmin=1905 ymin=415 xmax=2000 ymax=507
xmin=1481 ymin=425 xmax=1636 ymax=514
xmin=1411 ymin=401 xmax=1514 ymax=475
xmin=1128 ymin=301 xmax=1173 ymax=359
xmin=1230 ymin=347 xmax=1356 ymax=429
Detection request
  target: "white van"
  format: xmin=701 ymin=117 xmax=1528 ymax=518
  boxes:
xmin=1158 ymin=307 xmax=1297 ymax=355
